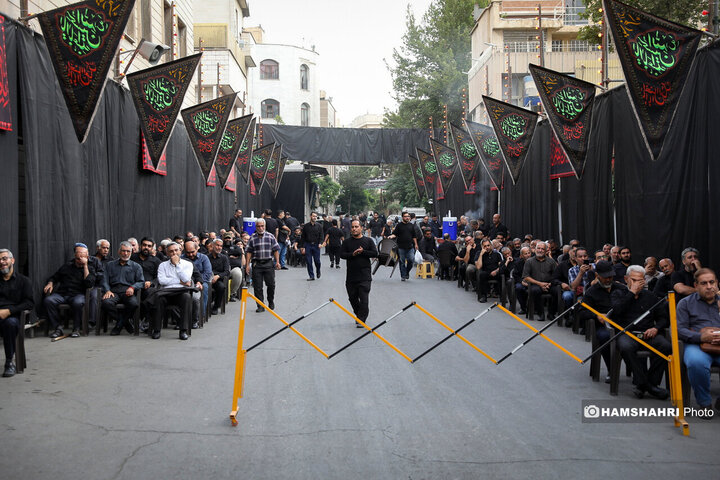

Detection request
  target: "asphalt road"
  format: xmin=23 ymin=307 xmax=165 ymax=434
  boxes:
xmin=1 ymin=261 xmax=718 ymax=479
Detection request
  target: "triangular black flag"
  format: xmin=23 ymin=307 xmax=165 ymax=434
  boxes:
xmin=449 ymin=123 xmax=480 ymax=190
xmin=237 ymin=117 xmax=256 ymax=183
xmin=249 ymin=143 xmax=274 ymax=194
xmin=0 ymin=14 xmax=12 ymax=131
xmin=263 ymin=143 xmax=282 ymax=195
xmin=549 ymin=131 xmax=575 ymax=180
xmin=416 ymin=147 xmax=439 ymax=197
xmin=408 ymin=154 xmax=428 ymax=199
xmin=603 ymin=0 xmax=702 ymax=160
xmin=529 ymin=64 xmax=596 ymax=179
xmin=37 ymin=0 xmax=136 ymax=142
xmin=126 ymin=53 xmax=201 ymax=169
xmin=463 ymin=118 xmax=504 ymax=190
xmin=181 ymin=93 xmax=237 ymax=182
xmin=271 ymin=155 xmax=288 ymax=197
xmin=482 ymin=96 xmax=539 ymax=185
xmin=429 ymin=138 xmax=458 ymax=197
xmin=215 ymin=113 xmax=252 ymax=190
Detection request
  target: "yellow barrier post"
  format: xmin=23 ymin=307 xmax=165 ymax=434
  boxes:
xmin=331 ymin=300 xmax=413 ymax=363
xmin=668 ymin=292 xmax=689 ymax=435
xmin=496 ymin=305 xmax=583 ymax=363
xmin=229 ymin=287 xmax=249 ymax=427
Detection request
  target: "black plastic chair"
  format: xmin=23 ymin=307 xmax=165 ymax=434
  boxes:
xmin=372 ymin=239 xmax=398 ymax=278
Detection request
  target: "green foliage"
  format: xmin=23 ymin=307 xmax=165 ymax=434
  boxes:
xmin=312 ymin=175 xmax=341 ymax=213
xmin=578 ymin=0 xmax=707 ymax=44
xmin=336 ymin=166 xmax=374 ymax=214
xmin=384 ymin=0 xmax=480 ymax=129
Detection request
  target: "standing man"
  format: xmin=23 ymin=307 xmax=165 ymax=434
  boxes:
xmin=229 ymin=209 xmax=243 ymax=238
xmin=245 ymin=218 xmax=280 ymax=312
xmin=101 ymin=242 xmax=144 ymax=335
xmin=43 ymin=243 xmax=95 ymax=338
xmin=0 ymin=249 xmax=34 ymax=377
xmin=340 ymin=220 xmax=378 ymax=327
xmin=301 ymin=212 xmax=326 ymax=281
xmin=367 ymin=212 xmax=384 ymax=245
xmin=390 ymin=211 xmax=420 ymax=282
xmin=275 ymin=210 xmax=291 ymax=270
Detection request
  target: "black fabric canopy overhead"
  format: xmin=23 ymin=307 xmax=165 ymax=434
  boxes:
xmin=0 ymin=19 xmax=19 ymax=258
xmin=15 ymin=24 xmax=237 ymax=295
xmin=261 ymin=124 xmax=430 ymax=165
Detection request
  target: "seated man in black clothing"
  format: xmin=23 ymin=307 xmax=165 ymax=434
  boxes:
xmin=43 ymin=243 xmax=96 ymax=338
xmin=207 ymin=239 xmax=230 ymax=315
xmin=419 ymin=228 xmax=438 ymax=262
xmin=580 ymin=260 xmax=620 ymax=383
xmin=613 ymin=246 xmax=632 ymax=283
xmin=456 ymin=236 xmax=476 ymax=289
xmin=131 ymin=237 xmax=161 ymax=331
xmin=223 ymin=233 xmax=245 ymax=300
xmin=0 ymin=249 xmax=34 ymax=377
xmin=475 ymin=239 xmax=502 ymax=303
xmin=653 ymin=258 xmax=675 ymax=297
xmin=437 ymin=234 xmax=458 ymax=280
xmin=611 ymin=265 xmax=671 ymax=399
xmin=672 ymin=247 xmax=701 ymax=300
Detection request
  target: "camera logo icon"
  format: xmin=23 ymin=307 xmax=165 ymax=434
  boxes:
xmin=584 ymin=405 xmax=600 ymax=419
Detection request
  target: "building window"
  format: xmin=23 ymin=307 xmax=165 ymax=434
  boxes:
xmin=141 ymin=0 xmax=152 ymax=40
xmin=163 ymin=2 xmax=173 ymax=56
xmin=178 ymin=18 xmax=187 ymax=57
xmin=126 ymin=4 xmax=138 ymax=41
xmin=301 ymin=103 xmax=310 ymax=126
xmin=262 ymin=99 xmax=280 ymax=118
xmin=260 ymin=59 xmax=279 ymax=79
xmin=300 ymin=64 xmax=309 ymax=90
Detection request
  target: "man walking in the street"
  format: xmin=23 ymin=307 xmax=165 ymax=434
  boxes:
xmin=340 ymin=220 xmax=378 ymax=327
xmin=389 ymin=211 xmax=419 ymax=281
xmin=245 ymin=218 xmax=280 ymax=312
xmin=301 ymin=212 xmax=325 ymax=281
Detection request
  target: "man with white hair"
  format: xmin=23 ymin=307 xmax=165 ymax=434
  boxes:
xmin=610 ymin=265 xmax=671 ymax=399
xmin=101 ymin=241 xmax=144 ymax=336
xmin=0 ymin=249 xmax=34 ymax=377
xmin=522 ymin=242 xmax=558 ymax=321
xmin=245 ymin=218 xmax=280 ymax=312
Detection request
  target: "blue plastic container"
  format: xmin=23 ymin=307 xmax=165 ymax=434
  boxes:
xmin=443 ymin=217 xmax=457 ymax=241
xmin=243 ymin=217 xmax=256 ymax=236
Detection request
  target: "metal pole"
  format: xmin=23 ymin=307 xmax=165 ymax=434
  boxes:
xmin=557 ymin=180 xmax=562 ymax=245
xmin=245 ymin=300 xmax=332 ymax=352
xmin=602 ymin=8 xmax=609 ymax=90
xmin=538 ymin=5 xmax=544 ymax=67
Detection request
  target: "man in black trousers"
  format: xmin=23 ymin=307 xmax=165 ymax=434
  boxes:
xmin=340 ymin=220 xmax=378 ymax=327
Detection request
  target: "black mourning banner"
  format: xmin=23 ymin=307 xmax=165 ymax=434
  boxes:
xmin=408 ymin=154 xmax=427 ymax=199
xmin=482 ymin=96 xmax=539 ymax=185
xmin=126 ymin=53 xmax=201 ymax=169
xmin=181 ymin=92 xmax=237 ymax=183
xmin=416 ymin=147 xmax=438 ymax=197
xmin=140 ymin=132 xmax=167 ymax=175
xmin=603 ymin=0 xmax=701 ymax=160
xmin=463 ymin=118 xmax=504 ymax=190
xmin=449 ymin=123 xmax=479 ymax=190
xmin=429 ymin=138 xmax=458 ymax=197
xmin=272 ymin=155 xmax=288 ymax=196
xmin=237 ymin=117 xmax=256 ymax=183
xmin=225 ymin=168 xmax=237 ymax=192
xmin=249 ymin=143 xmax=274 ymax=194
xmin=549 ymin=131 xmax=574 ymax=179
xmin=0 ymin=14 xmax=11 ymax=131
xmin=215 ymin=113 xmax=252 ymax=190
xmin=529 ymin=64 xmax=596 ymax=179
xmin=37 ymin=0 xmax=135 ymax=142
xmin=264 ymin=143 xmax=282 ymax=196
xmin=206 ymin=166 xmax=217 ymax=187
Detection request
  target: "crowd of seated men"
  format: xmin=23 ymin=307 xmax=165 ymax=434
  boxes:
xmin=1 ymin=210 xmax=718 ymax=415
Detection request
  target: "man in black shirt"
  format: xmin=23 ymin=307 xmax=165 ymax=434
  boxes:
xmin=301 ymin=212 xmax=326 ymax=281
xmin=367 ymin=212 xmax=385 ymax=245
xmin=284 ymin=211 xmax=300 ymax=231
xmin=672 ymin=247 xmax=701 ymax=300
xmin=208 ymin=239 xmax=230 ymax=315
xmin=390 ymin=211 xmax=419 ymax=281
xmin=263 ymin=209 xmax=279 ymax=240
xmin=131 ymin=237 xmax=162 ymax=328
xmin=223 ymin=233 xmax=245 ymax=300
xmin=419 ymin=229 xmax=437 ymax=262
xmin=43 ymin=243 xmax=96 ymax=338
xmin=653 ymin=258 xmax=675 ymax=297
xmin=487 ymin=214 xmax=508 ymax=240
xmin=456 ymin=236 xmax=476 ymax=289
xmin=474 ymin=239 xmax=502 ymax=303
xmin=340 ymin=220 xmax=378 ymax=327
xmin=613 ymin=246 xmax=632 ymax=284
xmin=0 ymin=249 xmax=34 ymax=377
xmin=611 ymin=265 xmax=671 ymax=399
xmin=229 ymin=209 xmax=243 ymax=238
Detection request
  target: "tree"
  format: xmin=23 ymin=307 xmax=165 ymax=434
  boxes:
xmin=578 ymin=0 xmax=707 ymax=44
xmin=384 ymin=0 xmax=480 ymax=130
xmin=312 ymin=175 xmax=341 ymax=213
xmin=336 ymin=166 xmax=375 ymax=214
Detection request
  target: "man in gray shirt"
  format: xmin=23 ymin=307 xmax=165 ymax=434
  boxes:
xmin=101 ymin=241 xmax=144 ymax=335
xmin=522 ymin=242 xmax=558 ymax=321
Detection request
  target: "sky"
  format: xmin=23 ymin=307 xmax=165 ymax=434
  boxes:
xmin=245 ymin=0 xmax=435 ymax=126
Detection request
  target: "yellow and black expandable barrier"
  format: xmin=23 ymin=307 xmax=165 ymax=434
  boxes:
xmin=580 ymin=292 xmax=689 ymax=435
xmin=411 ymin=302 xmax=498 ymax=364
xmin=496 ymin=304 xmax=583 ymax=364
xmin=495 ymin=301 xmax=582 ymax=365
